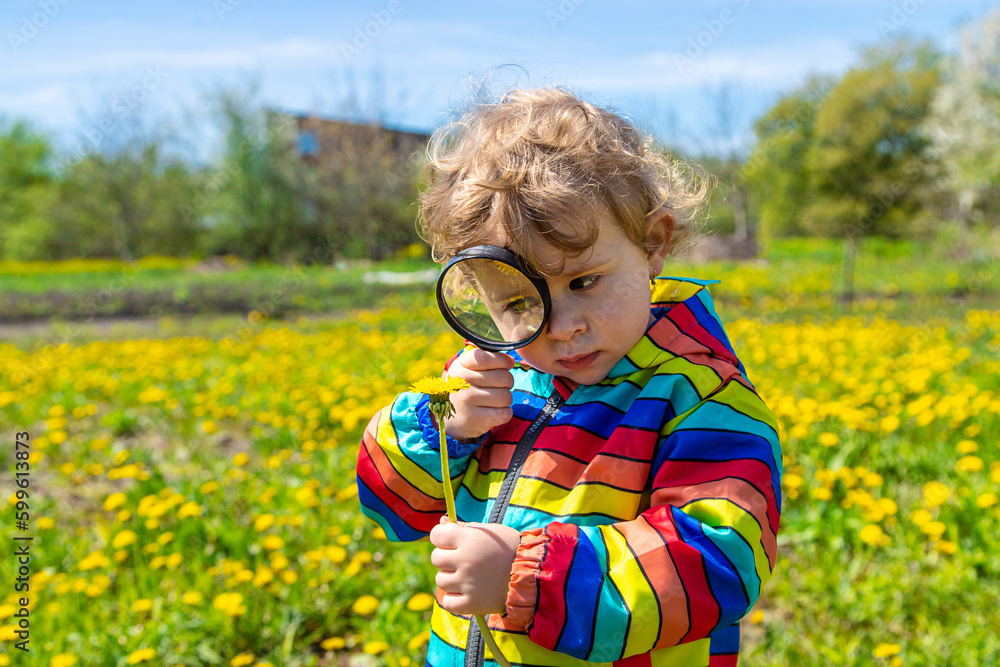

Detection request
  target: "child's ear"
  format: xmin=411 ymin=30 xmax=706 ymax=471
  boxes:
xmin=644 ymin=207 xmax=676 ymax=279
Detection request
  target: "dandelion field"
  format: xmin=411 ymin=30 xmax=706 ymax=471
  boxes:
xmin=1 ymin=242 xmax=999 ymax=666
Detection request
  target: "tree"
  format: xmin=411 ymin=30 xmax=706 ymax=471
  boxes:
xmin=201 ymin=80 xmax=315 ymax=262
xmin=805 ymin=39 xmax=942 ymax=301
xmin=743 ymin=76 xmax=832 ymax=241
xmin=923 ymin=9 xmax=1000 ymax=225
xmin=0 ymin=120 xmax=57 ymax=260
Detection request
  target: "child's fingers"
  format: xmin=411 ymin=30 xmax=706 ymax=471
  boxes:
xmin=463 ymin=385 xmax=514 ymax=409
xmin=429 ymin=521 xmax=463 ymax=549
xmin=458 ymin=348 xmax=515 ymax=372
xmin=452 ymin=367 xmax=514 ymax=390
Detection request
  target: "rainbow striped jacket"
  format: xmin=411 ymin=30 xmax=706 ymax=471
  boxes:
xmin=358 ymin=277 xmax=782 ymax=667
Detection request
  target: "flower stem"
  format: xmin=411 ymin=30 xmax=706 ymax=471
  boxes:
xmin=432 ymin=411 xmax=511 ymax=667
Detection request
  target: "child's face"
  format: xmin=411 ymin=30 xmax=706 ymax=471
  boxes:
xmin=496 ymin=213 xmax=663 ymax=385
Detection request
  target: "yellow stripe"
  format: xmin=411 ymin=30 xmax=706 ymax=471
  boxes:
xmin=375 ymin=406 xmax=449 ymax=499
xmin=601 ymin=525 xmax=658 ymax=657
xmin=514 ymin=478 xmax=641 ymax=521
xmin=430 ymin=604 xmax=469 ymax=650
xmin=651 ymin=278 xmax=705 ymax=305
xmin=683 ymin=498 xmax=769 ymax=585
xmin=716 ymin=381 xmax=779 ymax=432
xmin=650 ymin=639 xmax=710 ymax=667
xmin=432 ymin=601 xmax=710 ymax=666
xmin=462 ymin=456 xmax=506 ymax=502
xmin=655 ymin=354 xmax=733 ymax=399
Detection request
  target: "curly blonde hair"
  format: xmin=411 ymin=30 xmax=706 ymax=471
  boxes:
xmin=418 ymin=87 xmax=710 ymax=275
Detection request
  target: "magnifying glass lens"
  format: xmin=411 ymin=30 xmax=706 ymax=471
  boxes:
xmin=438 ymin=254 xmax=548 ymax=351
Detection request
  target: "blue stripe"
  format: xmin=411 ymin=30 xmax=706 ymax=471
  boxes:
xmin=654 ymin=428 xmax=781 ymax=510
xmin=673 ymin=507 xmax=751 ymax=626
xmin=555 ymin=536 xmax=602 ymax=659
xmin=356 ymin=478 xmax=426 ymax=542
xmin=708 ymin=621 xmax=742 ymax=654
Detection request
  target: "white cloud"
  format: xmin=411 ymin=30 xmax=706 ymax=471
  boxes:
xmin=586 ymin=37 xmax=857 ymax=92
xmin=1 ymin=38 xmax=343 ymax=80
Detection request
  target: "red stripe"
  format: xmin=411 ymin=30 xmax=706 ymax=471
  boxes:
xmin=531 ymin=522 xmax=577 ymax=650
xmin=535 ymin=423 xmax=609 ymax=459
xmin=654 ymin=459 xmax=779 ymax=536
xmin=648 ymin=507 xmax=721 ymax=646
xmin=613 ymin=652 xmax=652 ymax=667
xmin=357 ymin=425 xmax=446 ymax=533
xmin=657 ymin=477 xmax=777 ymax=569
xmin=709 ymin=653 xmax=738 ymax=667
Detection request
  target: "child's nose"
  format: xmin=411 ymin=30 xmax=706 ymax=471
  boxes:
xmin=545 ymin=301 xmax=586 ymax=341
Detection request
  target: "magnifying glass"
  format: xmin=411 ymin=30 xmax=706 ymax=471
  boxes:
xmin=436 ymin=245 xmax=551 ymax=352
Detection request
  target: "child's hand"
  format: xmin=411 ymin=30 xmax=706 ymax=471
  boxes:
xmin=429 ymin=517 xmax=521 ymax=616
xmin=443 ymin=349 xmax=515 ymax=440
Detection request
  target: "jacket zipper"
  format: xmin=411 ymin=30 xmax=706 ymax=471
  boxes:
xmin=465 ymin=389 xmax=566 ymax=667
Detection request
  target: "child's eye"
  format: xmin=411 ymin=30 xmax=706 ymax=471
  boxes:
xmin=506 ymin=296 xmax=540 ymax=314
xmin=569 ymin=275 xmax=600 ymax=291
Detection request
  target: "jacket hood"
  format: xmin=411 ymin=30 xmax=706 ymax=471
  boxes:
xmin=604 ymin=276 xmax=748 ymax=381
xmin=505 ymin=276 xmax=749 ymax=385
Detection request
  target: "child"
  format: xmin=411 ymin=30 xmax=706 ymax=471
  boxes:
xmin=357 ymin=87 xmax=782 ymax=667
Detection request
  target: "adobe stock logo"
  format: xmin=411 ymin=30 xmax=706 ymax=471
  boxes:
xmin=8 ymin=0 xmax=73 ymax=53
xmin=340 ymin=0 xmax=404 ymax=63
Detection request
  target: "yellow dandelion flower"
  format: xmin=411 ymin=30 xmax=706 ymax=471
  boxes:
xmin=233 ymin=452 xmax=249 ymax=466
xmin=202 ymin=420 xmax=218 ymax=435
xmin=127 ymin=648 xmax=155 ymax=664
xmin=408 ymin=630 xmax=432 ymax=650
xmin=252 ymin=567 xmax=274 ymax=587
xmin=406 ymin=592 xmax=435 ymax=611
xmin=78 ymin=551 xmax=110 ymax=571
xmin=200 ymin=481 xmax=221 ymax=494
xmin=922 ymin=481 xmax=949 ymax=508
xmin=363 ymin=641 xmax=389 ymax=655
xmin=132 ymin=599 xmax=153 ymax=612
xmin=862 ymin=472 xmax=884 ymax=488
xmin=103 ymin=492 xmax=127 ymax=512
xmin=811 ymin=487 xmax=833 ymax=501
xmin=750 ymin=610 xmax=765 ymax=624
xmin=410 ymin=376 xmax=470 ymax=420
xmin=873 ymin=643 xmax=901 ymax=658
xmin=281 ymin=570 xmax=298 ymax=585
xmin=879 ymin=415 xmax=900 ymax=434
xmin=410 ymin=376 xmax=470 ymax=397
xmin=37 ymin=517 xmax=55 ymax=529
xmin=352 ymin=594 xmax=379 ymax=616
xmin=859 ymin=524 xmax=889 ymax=547
xmin=921 ymin=521 xmax=947 ymax=540
xmin=177 ymin=501 xmax=203 ymax=519
xmin=320 ymin=637 xmax=346 ymax=650
xmin=50 ymin=654 xmax=77 ymax=667
xmin=113 ymin=530 xmax=138 ymax=549
xmin=213 ymin=592 xmax=246 ymax=617
xmin=910 ymin=509 xmax=932 ymax=526
xmin=230 ymin=653 xmax=255 ymax=666
xmin=976 ymin=493 xmax=998 ymax=508
xmin=182 ymin=591 xmax=203 ymax=605
xmin=935 ymin=539 xmax=958 ymax=554
xmin=262 ymin=535 xmax=284 ymax=551
xmin=818 ymin=432 xmax=840 ymax=447
xmin=955 ymin=455 xmax=984 ymax=473
xmin=254 ymin=514 xmax=276 ymax=532
xmin=956 ymin=439 xmax=979 ymax=454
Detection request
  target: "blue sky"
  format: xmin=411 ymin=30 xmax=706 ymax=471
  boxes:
xmin=2 ymin=0 xmax=998 ymax=159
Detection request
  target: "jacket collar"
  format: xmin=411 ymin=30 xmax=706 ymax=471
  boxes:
xmin=508 ymin=276 xmax=745 ymax=384
xmin=604 ymin=276 xmax=745 ymax=380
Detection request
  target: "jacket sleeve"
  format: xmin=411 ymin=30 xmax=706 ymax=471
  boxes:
xmin=356 ymin=390 xmax=485 ymax=541
xmin=503 ymin=378 xmax=782 ymax=662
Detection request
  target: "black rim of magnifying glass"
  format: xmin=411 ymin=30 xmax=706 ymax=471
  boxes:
xmin=436 ymin=245 xmax=552 ymax=352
